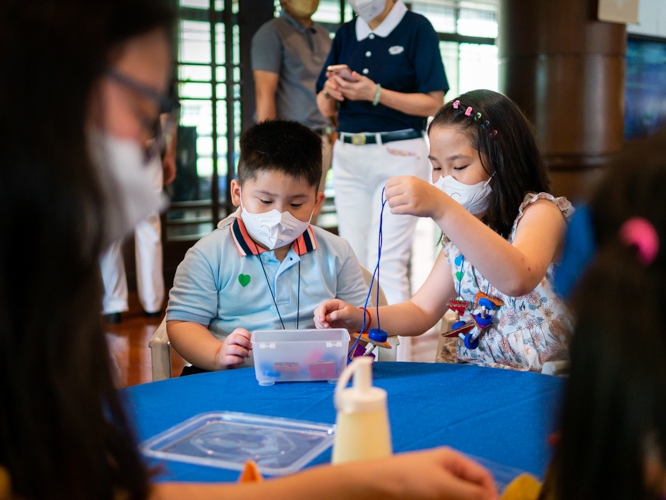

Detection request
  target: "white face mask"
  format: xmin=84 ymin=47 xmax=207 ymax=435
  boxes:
xmin=89 ymin=132 xmax=167 ymax=245
xmin=433 ymin=174 xmax=494 ymax=215
xmin=348 ymin=0 xmax=386 ymax=24
xmin=240 ymin=192 xmax=312 ymax=250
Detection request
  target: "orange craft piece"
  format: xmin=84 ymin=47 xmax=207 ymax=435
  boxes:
xmin=351 ymin=332 xmax=392 ymax=349
xmin=441 ymin=321 xmax=475 ymax=338
xmin=238 ymin=460 xmax=264 ymax=482
xmin=476 ymin=291 xmax=505 ymax=307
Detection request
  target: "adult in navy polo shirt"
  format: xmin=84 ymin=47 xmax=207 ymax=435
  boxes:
xmin=316 ymin=0 xmax=448 ymax=358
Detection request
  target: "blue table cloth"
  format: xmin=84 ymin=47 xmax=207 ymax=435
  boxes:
xmin=121 ymin=362 xmax=564 ymax=483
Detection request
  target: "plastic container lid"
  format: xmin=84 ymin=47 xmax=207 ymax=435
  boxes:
xmin=334 ymin=357 xmax=387 ymax=413
xmin=140 ymin=411 xmax=335 ymax=476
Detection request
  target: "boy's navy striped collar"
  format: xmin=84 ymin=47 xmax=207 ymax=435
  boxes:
xmin=230 ymin=217 xmax=318 ymax=257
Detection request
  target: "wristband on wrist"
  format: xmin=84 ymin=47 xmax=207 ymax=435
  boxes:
xmin=358 ymin=306 xmax=372 ymax=333
xmin=372 ymin=83 xmax=381 ymax=106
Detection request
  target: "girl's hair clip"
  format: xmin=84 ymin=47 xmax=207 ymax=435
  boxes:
xmin=465 ymin=107 xmax=473 ymax=116
xmin=491 ymin=130 xmax=498 ymax=137
xmin=620 ymin=217 xmax=659 ymax=266
xmin=474 ymin=112 xmax=482 ymax=121
xmin=453 ymin=100 xmax=460 ymax=109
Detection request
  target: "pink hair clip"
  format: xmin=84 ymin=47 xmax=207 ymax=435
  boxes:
xmin=465 ymin=107 xmax=473 ymax=116
xmin=619 ymin=217 xmax=659 ymax=266
xmin=453 ymin=100 xmax=460 ymax=109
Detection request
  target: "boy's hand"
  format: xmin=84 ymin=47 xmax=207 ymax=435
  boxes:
xmin=314 ymin=300 xmax=365 ymax=332
xmin=385 ymin=175 xmax=447 ymax=220
xmin=215 ymin=328 xmax=252 ymax=369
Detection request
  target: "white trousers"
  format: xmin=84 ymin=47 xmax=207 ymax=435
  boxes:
xmin=101 ymin=157 xmax=165 ymax=314
xmin=332 ymin=135 xmax=430 ymax=360
xmin=311 ymin=133 xmax=333 ymax=227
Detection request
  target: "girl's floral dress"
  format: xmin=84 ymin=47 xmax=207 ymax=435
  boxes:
xmin=437 ymin=193 xmax=575 ymax=372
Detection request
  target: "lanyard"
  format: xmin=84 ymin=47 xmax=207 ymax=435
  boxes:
xmin=258 ymin=240 xmax=301 ymax=330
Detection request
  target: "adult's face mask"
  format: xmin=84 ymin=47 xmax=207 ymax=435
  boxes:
xmin=240 ymin=192 xmax=312 ymax=250
xmin=348 ymin=0 xmax=386 ymax=24
xmin=288 ymin=0 xmax=320 ymax=17
xmin=89 ymin=131 xmax=167 ymax=245
xmin=432 ymin=174 xmax=493 ymax=215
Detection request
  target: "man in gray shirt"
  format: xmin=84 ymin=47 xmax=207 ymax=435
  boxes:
xmin=251 ymin=0 xmax=333 ymax=224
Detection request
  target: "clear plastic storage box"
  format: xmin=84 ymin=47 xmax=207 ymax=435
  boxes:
xmin=253 ymin=329 xmax=349 ymax=386
xmin=141 ymin=411 xmax=336 ymax=476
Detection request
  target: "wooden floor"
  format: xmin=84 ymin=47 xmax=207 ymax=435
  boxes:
xmin=106 ymin=292 xmax=186 ymax=388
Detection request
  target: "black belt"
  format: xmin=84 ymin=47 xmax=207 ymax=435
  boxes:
xmin=341 ymin=129 xmax=422 ymax=145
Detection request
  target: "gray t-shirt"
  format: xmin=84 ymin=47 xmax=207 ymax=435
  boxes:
xmin=251 ymin=12 xmax=331 ymax=129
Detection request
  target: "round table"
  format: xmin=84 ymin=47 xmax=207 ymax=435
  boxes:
xmin=121 ymin=362 xmax=563 ymax=483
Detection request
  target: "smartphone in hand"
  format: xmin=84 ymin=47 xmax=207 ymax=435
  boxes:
xmin=327 ymin=64 xmax=355 ymax=82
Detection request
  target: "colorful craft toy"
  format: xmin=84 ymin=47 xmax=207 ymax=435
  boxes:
xmin=441 ymin=254 xmax=503 ymax=350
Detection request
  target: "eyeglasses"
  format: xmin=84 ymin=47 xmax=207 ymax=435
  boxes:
xmin=106 ymin=68 xmax=180 ymax=161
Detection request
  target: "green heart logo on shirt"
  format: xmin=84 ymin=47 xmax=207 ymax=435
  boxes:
xmin=238 ymin=274 xmax=251 ymax=287
xmin=456 ymin=271 xmax=464 ymax=282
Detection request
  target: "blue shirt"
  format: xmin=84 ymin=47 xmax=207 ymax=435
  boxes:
xmin=316 ymin=0 xmax=448 ymax=133
xmin=166 ymin=216 xmax=369 ymax=366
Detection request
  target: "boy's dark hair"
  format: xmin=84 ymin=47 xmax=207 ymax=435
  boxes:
xmin=429 ymin=89 xmax=550 ymax=238
xmin=541 ymin=127 xmax=666 ymax=500
xmin=238 ymin=120 xmax=323 ymax=189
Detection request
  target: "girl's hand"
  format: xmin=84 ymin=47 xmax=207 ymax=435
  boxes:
xmin=314 ymin=299 xmax=364 ymax=332
xmin=323 ymin=72 xmax=345 ymax=101
xmin=385 ymin=176 xmax=447 ymax=219
xmin=215 ymin=328 xmax=252 ymax=369
xmin=335 ymin=71 xmax=377 ymax=102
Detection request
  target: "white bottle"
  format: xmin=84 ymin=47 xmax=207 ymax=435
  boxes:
xmin=331 ymin=357 xmax=392 ymax=464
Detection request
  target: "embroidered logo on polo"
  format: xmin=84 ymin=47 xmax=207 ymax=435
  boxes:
xmin=238 ymin=274 xmax=251 ymax=287
xmin=389 ymin=46 xmax=404 ymax=55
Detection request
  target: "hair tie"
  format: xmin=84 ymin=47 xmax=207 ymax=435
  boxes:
xmin=465 ymin=107 xmax=473 ymax=116
xmin=453 ymin=100 xmax=460 ymax=109
xmin=619 ymin=217 xmax=659 ymax=266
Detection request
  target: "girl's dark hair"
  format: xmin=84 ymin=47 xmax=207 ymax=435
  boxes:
xmin=0 ymin=1 xmax=175 ymax=499
xmin=428 ymin=89 xmax=550 ymax=238
xmin=541 ymin=127 xmax=666 ymax=500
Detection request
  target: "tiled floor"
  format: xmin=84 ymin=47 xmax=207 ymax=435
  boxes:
xmin=108 ymin=220 xmax=442 ymax=388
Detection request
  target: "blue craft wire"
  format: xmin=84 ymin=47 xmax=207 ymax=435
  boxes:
xmin=348 ymin=188 xmax=387 ymax=360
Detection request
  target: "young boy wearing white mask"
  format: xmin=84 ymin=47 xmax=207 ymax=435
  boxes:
xmin=166 ymin=120 xmax=368 ymax=374
xmin=315 ymin=90 xmax=574 ymax=372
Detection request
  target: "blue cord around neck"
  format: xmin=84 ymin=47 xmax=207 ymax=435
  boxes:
xmin=349 ymin=188 xmax=387 ymax=359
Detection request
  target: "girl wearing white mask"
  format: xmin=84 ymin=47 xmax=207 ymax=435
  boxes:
xmin=315 ymin=90 xmax=574 ymax=372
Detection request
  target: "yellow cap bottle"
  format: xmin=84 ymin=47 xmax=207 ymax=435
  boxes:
xmin=331 ymin=357 xmax=392 ymax=464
